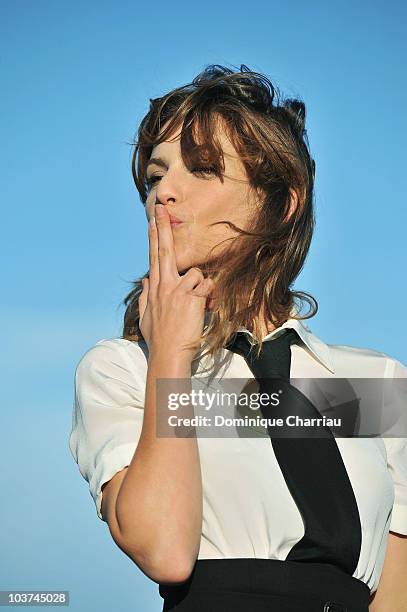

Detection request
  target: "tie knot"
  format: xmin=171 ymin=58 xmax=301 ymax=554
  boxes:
xmin=224 ymin=331 xmax=253 ymax=359
xmin=224 ymin=327 xmax=301 ymax=380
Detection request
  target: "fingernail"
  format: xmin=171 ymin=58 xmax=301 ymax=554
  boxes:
xmin=155 ymin=204 xmax=164 ymax=214
xmin=149 ymin=215 xmax=156 ymax=226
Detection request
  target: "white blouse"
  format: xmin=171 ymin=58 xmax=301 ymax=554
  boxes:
xmin=68 ymin=315 xmax=407 ymax=595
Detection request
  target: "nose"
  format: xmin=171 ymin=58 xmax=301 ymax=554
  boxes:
xmin=155 ymin=175 xmax=179 ymax=208
xmin=155 ymin=195 xmax=174 ymax=206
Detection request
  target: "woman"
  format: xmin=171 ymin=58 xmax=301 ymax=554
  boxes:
xmin=69 ymin=65 xmax=407 ymax=611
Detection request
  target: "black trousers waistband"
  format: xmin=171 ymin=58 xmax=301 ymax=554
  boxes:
xmin=159 ymin=558 xmax=371 ymax=612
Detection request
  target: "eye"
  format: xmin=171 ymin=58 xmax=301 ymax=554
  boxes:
xmin=145 ymin=166 xmax=217 ymax=190
xmin=192 ymin=166 xmax=217 ymax=176
xmin=146 ymin=174 xmax=161 ymax=189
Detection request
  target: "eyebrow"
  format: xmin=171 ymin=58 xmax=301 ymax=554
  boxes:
xmin=146 ymin=157 xmax=169 ymax=171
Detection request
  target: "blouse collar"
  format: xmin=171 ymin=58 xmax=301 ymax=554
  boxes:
xmin=203 ymin=307 xmax=335 ymax=374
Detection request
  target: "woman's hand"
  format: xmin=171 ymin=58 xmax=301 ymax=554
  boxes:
xmin=138 ymin=204 xmax=214 ymax=362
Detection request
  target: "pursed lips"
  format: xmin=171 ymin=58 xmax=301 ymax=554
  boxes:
xmin=169 ymin=214 xmax=184 ymax=227
xmin=168 ymin=214 xmax=183 ymax=224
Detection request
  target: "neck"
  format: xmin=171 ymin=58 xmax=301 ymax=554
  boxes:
xmin=205 ymin=292 xmax=285 ymax=338
xmin=248 ymin=304 xmax=278 ymax=339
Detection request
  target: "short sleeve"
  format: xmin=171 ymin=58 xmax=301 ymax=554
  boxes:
xmin=68 ymin=339 xmax=147 ymax=521
xmin=384 ymin=357 xmax=407 ymax=535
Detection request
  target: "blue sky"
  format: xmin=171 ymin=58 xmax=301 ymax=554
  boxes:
xmin=1 ymin=1 xmax=406 ymax=610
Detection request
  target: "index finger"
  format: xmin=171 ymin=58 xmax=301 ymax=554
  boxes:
xmin=154 ymin=204 xmax=180 ymax=281
xmin=148 ymin=212 xmax=160 ymax=291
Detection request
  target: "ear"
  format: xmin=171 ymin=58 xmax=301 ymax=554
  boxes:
xmin=285 ymin=187 xmax=300 ymax=222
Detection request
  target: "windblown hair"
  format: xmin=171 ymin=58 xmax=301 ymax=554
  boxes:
xmin=121 ymin=63 xmax=318 ymax=362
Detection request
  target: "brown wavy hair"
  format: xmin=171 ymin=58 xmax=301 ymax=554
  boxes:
xmin=121 ymin=63 xmax=318 ymax=362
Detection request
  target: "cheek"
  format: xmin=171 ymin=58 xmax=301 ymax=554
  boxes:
xmin=193 ymin=186 xmax=234 ymax=222
xmin=196 ymin=188 xmax=251 ymax=231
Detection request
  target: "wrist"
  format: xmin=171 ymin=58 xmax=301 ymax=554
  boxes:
xmin=148 ymin=346 xmax=193 ymax=371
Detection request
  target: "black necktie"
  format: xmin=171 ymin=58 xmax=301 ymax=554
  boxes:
xmin=225 ymin=328 xmax=362 ymax=576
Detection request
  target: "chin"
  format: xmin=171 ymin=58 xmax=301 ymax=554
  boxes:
xmin=175 ymin=255 xmax=192 ymax=274
xmin=173 ymin=247 xmax=195 ymax=270
xmin=176 ymin=254 xmax=206 ymax=275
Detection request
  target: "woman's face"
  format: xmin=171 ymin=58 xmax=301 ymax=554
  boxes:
xmin=144 ymin=120 xmax=260 ymax=274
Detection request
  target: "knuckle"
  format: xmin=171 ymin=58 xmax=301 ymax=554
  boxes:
xmin=189 ymin=267 xmax=204 ymax=278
